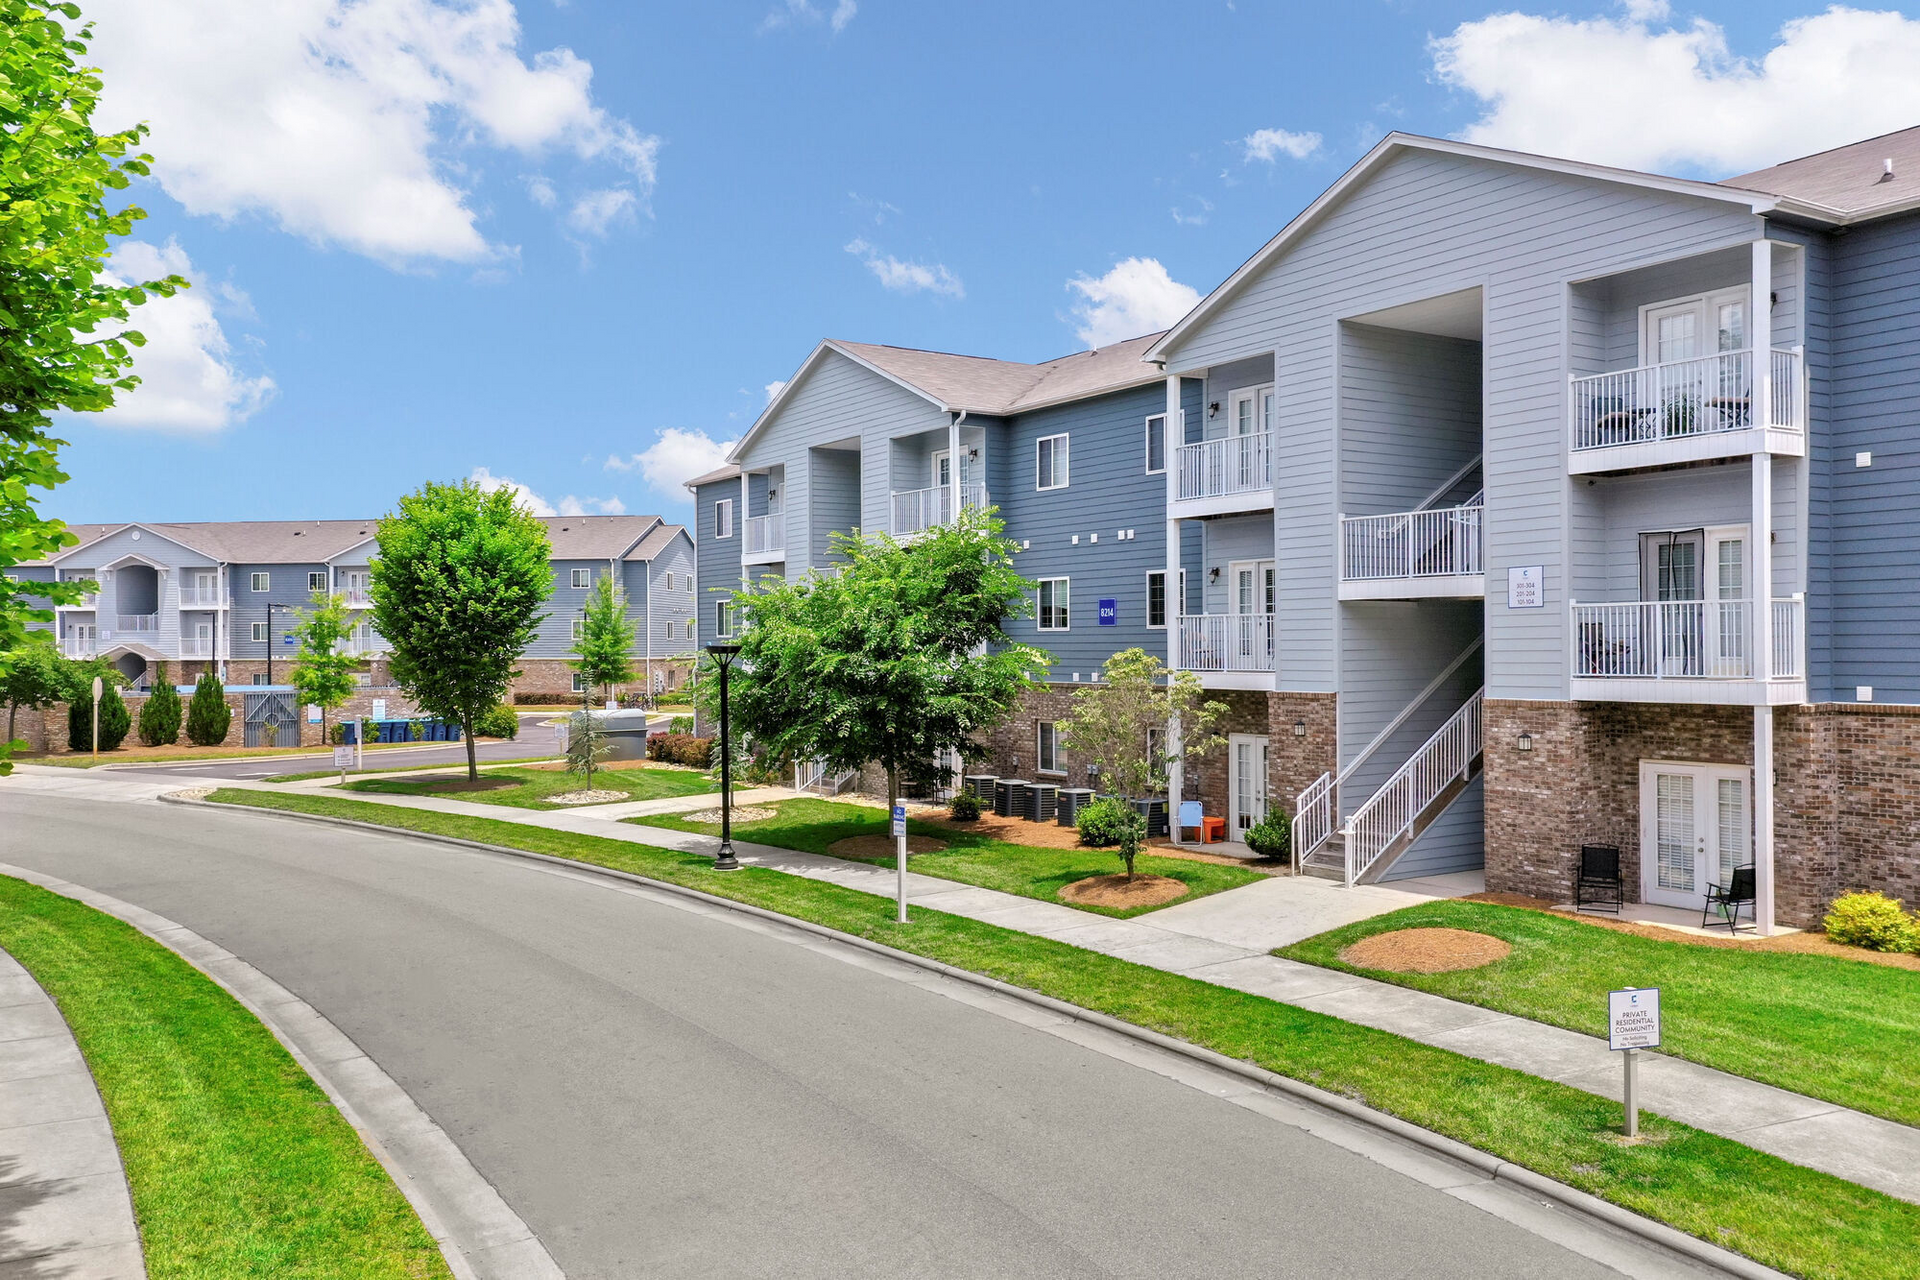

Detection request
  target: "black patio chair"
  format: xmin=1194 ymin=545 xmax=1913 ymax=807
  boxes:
xmin=1575 ymin=845 xmax=1622 ymax=915
xmin=1704 ymin=865 xmax=1757 ymax=933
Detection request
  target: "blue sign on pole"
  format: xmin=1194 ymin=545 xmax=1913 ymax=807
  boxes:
xmin=1097 ymin=598 xmax=1118 ymax=626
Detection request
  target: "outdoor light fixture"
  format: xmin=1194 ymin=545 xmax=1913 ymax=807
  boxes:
xmin=1208 ymin=401 xmax=1221 ymax=417
xmin=1293 ymin=720 xmax=1307 ymax=737
xmin=706 ymin=642 xmax=745 ymax=871
xmin=1208 ymin=566 xmax=1220 ymax=582
xmin=1517 ymin=731 xmax=1534 ymax=752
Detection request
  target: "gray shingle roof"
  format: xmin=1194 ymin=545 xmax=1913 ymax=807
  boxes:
xmin=684 ymin=464 xmax=742 ymax=491
xmin=624 ymin=522 xmax=687 ymax=561
xmin=832 ymin=330 xmax=1166 ymax=416
xmin=35 ymin=514 xmax=665 ymax=565
xmin=1722 ymin=125 xmax=1920 ymax=220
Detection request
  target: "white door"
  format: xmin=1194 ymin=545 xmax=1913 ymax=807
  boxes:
xmin=1707 ymin=528 xmax=1748 ymax=678
xmin=1640 ymin=762 xmax=1751 ymax=909
xmin=1228 ymin=734 xmax=1269 ymax=839
xmin=1229 ymin=560 xmax=1275 ymax=663
xmin=194 ymin=621 xmax=211 ymax=656
xmin=192 ymin=570 xmax=217 ymax=601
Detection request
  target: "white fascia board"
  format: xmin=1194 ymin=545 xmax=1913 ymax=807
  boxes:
xmin=727 ymin=341 xmax=950 ymax=465
xmin=51 ymin=522 xmax=216 ymax=567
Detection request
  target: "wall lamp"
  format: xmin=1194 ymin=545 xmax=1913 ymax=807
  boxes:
xmin=1293 ymin=720 xmax=1307 ymax=737
xmin=1208 ymin=566 xmax=1220 ymax=582
xmin=1517 ymin=731 xmax=1534 ymax=752
xmin=1208 ymin=401 xmax=1221 ymax=418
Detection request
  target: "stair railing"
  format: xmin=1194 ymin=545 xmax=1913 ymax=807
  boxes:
xmin=1341 ymin=690 xmax=1483 ymax=886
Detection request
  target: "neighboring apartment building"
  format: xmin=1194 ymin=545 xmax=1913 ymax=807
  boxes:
xmin=13 ymin=514 xmax=697 ymax=700
xmin=711 ymin=125 xmax=1920 ymax=932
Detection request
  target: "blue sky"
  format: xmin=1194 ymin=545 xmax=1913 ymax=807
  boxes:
xmin=55 ymin=0 xmax=1920 ymax=527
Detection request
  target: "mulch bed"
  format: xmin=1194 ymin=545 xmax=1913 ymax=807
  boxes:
xmin=917 ymin=810 xmax=1086 ymax=848
xmin=1058 ymin=874 xmax=1190 ymax=909
xmin=545 ymin=789 xmax=631 ymax=805
xmin=1341 ymin=927 xmax=1513 ymax=973
xmin=524 ymin=758 xmax=702 ymax=773
xmin=829 ymin=834 xmax=948 ymax=859
xmin=678 ymin=805 xmax=778 ymax=825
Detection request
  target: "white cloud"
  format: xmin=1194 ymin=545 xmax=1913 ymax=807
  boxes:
xmin=557 ymin=494 xmax=626 ymax=516
xmin=1432 ymin=6 xmax=1920 ymax=174
xmin=845 ymin=238 xmax=965 ymax=298
xmin=764 ymin=380 xmax=789 ymax=403
xmin=89 ymin=239 xmax=275 ymax=433
xmin=470 ymin=466 xmax=557 ymax=516
xmin=566 ymin=187 xmax=637 ymax=237
xmin=831 ymin=0 xmax=858 ymax=32
xmin=1243 ymin=127 xmax=1323 ymax=163
xmin=1171 ymin=196 xmax=1213 ymax=226
xmin=605 ymin=428 xmax=737 ymax=495
xmin=759 ymin=0 xmax=856 ymax=34
xmin=86 ymin=0 xmax=660 ymax=266
xmin=1066 ymin=258 xmax=1202 ymax=350
xmin=524 ymin=174 xmax=558 ymax=209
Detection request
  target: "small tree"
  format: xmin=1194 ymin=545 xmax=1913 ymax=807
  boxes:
xmin=289 ymin=591 xmax=358 ymax=742
xmin=69 ymin=679 xmax=129 ymax=752
xmin=565 ymin=710 xmax=611 ymax=791
xmin=137 ymin=660 xmax=180 ymax=746
xmin=1 ymin=633 xmax=68 ymax=750
xmin=1059 ymin=647 xmax=1228 ymax=878
xmin=370 ymin=480 xmax=553 ymax=781
xmin=185 ymin=671 xmax=231 ymax=746
xmin=570 ymin=575 xmax=634 ymax=707
xmin=711 ymin=507 xmax=1047 ymax=821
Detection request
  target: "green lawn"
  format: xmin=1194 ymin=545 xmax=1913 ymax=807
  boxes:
xmin=205 ymin=787 xmax=1920 ymax=1280
xmin=0 ymin=873 xmax=450 ymax=1279
xmin=625 ymin=797 xmax=1264 ymax=918
xmin=1278 ymin=899 xmax=1920 ymax=1127
xmin=29 ymin=740 xmax=475 ymax=769
xmin=342 ymin=762 xmax=715 ymax=809
xmin=265 ymin=754 xmax=559 ymax=784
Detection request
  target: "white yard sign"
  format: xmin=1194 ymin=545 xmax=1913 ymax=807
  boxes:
xmin=1608 ymin=987 xmax=1661 ymax=1051
xmin=333 ymin=746 xmax=354 ymax=769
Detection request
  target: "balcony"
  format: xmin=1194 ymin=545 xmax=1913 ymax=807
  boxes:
xmin=179 ymin=636 xmax=214 ymax=658
xmin=115 ymin=614 xmax=159 ymax=633
xmin=1570 ymin=596 xmax=1804 ymax=704
xmin=1569 ymin=348 xmax=1804 ymax=474
xmin=1177 ymin=613 xmax=1274 ymax=688
xmin=1340 ymin=498 xmax=1484 ymax=600
xmin=341 ymin=591 xmax=373 ymax=608
xmin=1174 ymin=432 xmax=1272 ymax=515
xmin=179 ymin=586 xmax=229 ymax=607
xmin=61 ymin=637 xmax=95 ymax=658
xmin=891 ymin=482 xmax=986 ymax=537
xmin=54 ymin=591 xmax=98 ymax=610
xmin=743 ymin=513 xmax=784 ymax=563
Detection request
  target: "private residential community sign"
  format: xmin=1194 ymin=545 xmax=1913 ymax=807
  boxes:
xmin=1608 ymin=987 xmax=1661 ymax=1051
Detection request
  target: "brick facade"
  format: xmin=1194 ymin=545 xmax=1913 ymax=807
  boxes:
xmin=1266 ymin=692 xmax=1339 ymax=819
xmin=508 ymin=657 xmax=695 ymax=704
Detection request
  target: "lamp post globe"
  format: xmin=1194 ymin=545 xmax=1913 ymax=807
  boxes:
xmin=706 ymin=642 xmax=744 ymax=871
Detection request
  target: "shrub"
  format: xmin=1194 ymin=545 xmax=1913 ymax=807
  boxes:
xmin=1823 ymin=891 xmax=1919 ymax=953
xmin=68 ymin=682 xmax=129 ymax=751
xmin=950 ymin=792 xmax=981 ymax=822
xmin=646 ymin=732 xmax=712 ymax=768
xmin=1075 ymin=796 xmax=1134 ymax=848
xmin=185 ymin=672 xmax=232 ymax=746
xmin=473 ymin=705 xmax=519 ymax=740
xmin=1243 ymin=808 xmax=1292 ymax=860
xmin=137 ymin=664 xmax=181 ymax=746
xmin=668 ymin=714 xmax=695 ymax=734
xmin=328 ymin=722 xmax=350 ymax=745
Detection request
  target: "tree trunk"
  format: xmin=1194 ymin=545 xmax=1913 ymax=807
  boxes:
xmin=464 ymin=714 xmax=478 ymax=781
xmin=6 ymin=701 xmax=15 ymax=747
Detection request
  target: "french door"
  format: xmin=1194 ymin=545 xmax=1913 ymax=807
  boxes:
xmin=1639 ymin=761 xmax=1751 ymax=909
xmin=1639 ymin=527 xmax=1748 ymax=677
xmin=1230 ymin=559 xmax=1275 ymax=663
xmin=1228 ymin=734 xmax=1269 ymax=840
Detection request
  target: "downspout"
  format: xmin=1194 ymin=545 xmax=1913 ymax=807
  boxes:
xmin=610 ymin=555 xmax=620 ymax=708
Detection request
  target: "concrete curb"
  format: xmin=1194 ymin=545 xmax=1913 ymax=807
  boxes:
xmin=0 ymin=846 xmax=563 ymax=1280
xmin=180 ymin=790 xmax=1788 ymax=1280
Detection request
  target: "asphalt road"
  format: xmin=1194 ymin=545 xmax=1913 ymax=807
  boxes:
xmin=0 ymin=789 xmax=1672 ymax=1279
xmin=105 ymin=712 xmax=569 ymax=780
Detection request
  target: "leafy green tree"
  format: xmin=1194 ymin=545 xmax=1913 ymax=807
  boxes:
xmin=1 ymin=630 xmax=66 ymax=749
xmin=713 ymin=508 xmax=1047 ymax=819
xmin=565 ymin=710 xmax=611 ymax=792
xmin=569 ymin=575 xmax=634 ymax=707
xmin=136 ymin=659 xmax=179 ymax=746
xmin=369 ymin=480 xmax=552 ymax=781
xmin=1059 ymin=648 xmax=1227 ymax=877
xmin=289 ymin=591 xmax=358 ymax=742
xmin=0 ymin=3 xmax=183 ymax=774
xmin=68 ymin=676 xmax=127 ymax=752
xmin=184 ymin=670 xmax=231 ymax=747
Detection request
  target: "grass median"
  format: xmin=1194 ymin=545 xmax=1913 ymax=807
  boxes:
xmin=341 ymin=761 xmax=715 ymax=809
xmin=207 ymin=786 xmax=1920 ymax=1279
xmin=0 ymin=873 xmax=450 ymax=1279
xmin=626 ymin=797 xmax=1263 ymax=918
xmin=1278 ymin=898 xmax=1920 ymax=1127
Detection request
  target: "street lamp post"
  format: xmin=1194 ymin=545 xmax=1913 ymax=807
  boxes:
xmin=706 ymin=642 xmax=743 ymax=871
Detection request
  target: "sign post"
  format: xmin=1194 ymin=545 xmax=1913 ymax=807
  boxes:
xmin=892 ymin=803 xmax=908 ymax=924
xmin=90 ymin=675 xmax=102 ymax=764
xmin=334 ymin=743 xmax=354 ymax=784
xmin=1608 ymin=986 xmax=1661 ymax=1137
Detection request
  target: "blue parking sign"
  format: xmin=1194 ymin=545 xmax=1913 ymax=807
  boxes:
xmin=1097 ymin=598 xmax=1117 ymax=626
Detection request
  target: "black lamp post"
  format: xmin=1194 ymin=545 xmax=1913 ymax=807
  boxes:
xmin=264 ymin=603 xmax=295 ymax=685
xmin=706 ymin=642 xmax=743 ymax=871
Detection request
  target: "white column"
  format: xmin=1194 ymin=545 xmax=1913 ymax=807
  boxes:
xmin=1751 ymin=237 xmax=1776 ymax=935
xmin=1164 ymin=373 xmax=1184 ymax=845
xmin=948 ymin=413 xmax=962 ymax=525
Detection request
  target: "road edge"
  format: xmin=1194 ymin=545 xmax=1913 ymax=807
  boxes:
xmin=178 ymin=790 xmax=1787 ymax=1280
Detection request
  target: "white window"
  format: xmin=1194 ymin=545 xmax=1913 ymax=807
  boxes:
xmin=1639 ymin=288 xmax=1750 ymax=366
xmin=1036 ymin=721 xmax=1062 ymax=774
xmin=571 ymin=672 xmax=587 ymax=693
xmin=1146 ymin=571 xmax=1167 ymax=629
xmin=1037 ymin=578 xmax=1069 ymax=631
xmin=571 ymin=618 xmax=584 ymax=640
xmin=715 ymin=600 xmax=735 ymax=639
xmin=715 ymin=499 xmax=734 ymax=539
xmin=571 ymin=567 xmax=591 ymax=589
xmin=685 ymin=619 xmax=695 ymax=640
xmin=250 ymin=572 xmax=269 ymax=592
xmin=687 ymin=576 xmax=695 ymax=597
xmin=1147 ymin=725 xmax=1167 ymax=765
xmin=664 ymin=621 xmax=675 ymax=639
xmin=1144 ymin=414 xmax=1167 ymax=475
xmin=1035 ymin=434 xmax=1068 ymax=490
xmin=250 ymin=622 xmax=268 ymax=642
xmin=664 ymin=571 xmax=674 ymax=591
xmin=1229 ymin=385 xmax=1276 ymax=437
xmin=251 ymin=673 xmax=269 ymax=686
xmin=308 ymin=571 xmax=326 ymax=592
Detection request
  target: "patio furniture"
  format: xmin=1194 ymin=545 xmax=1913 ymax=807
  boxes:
xmin=1198 ymin=816 xmax=1226 ymax=844
xmin=1177 ymin=800 xmax=1204 ymax=840
xmin=1703 ymin=865 xmax=1757 ymax=933
xmin=1575 ymin=845 xmax=1623 ymax=914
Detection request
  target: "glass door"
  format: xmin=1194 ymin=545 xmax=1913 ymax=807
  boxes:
xmin=1228 ymin=734 xmax=1268 ymax=840
xmin=1640 ymin=762 xmax=1751 ymax=908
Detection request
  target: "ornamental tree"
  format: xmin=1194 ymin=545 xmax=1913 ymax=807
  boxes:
xmin=712 ymin=507 xmax=1048 ymax=818
xmin=184 ymin=670 xmax=230 ymax=746
xmin=369 ymin=480 xmax=552 ymax=781
xmin=0 ymin=2 xmax=183 ymax=773
xmin=569 ymin=574 xmax=633 ymax=707
xmin=68 ymin=676 xmax=127 ymax=752
xmin=564 ymin=709 xmax=611 ymax=792
xmin=0 ymin=630 xmax=65 ymax=749
xmin=136 ymin=660 xmax=179 ymax=746
xmin=288 ymin=591 xmax=358 ymax=742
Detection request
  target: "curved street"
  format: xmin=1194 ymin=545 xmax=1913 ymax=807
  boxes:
xmin=0 ymin=784 xmax=1706 ymax=1278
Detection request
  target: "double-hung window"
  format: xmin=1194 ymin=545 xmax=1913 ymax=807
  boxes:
xmin=308 ymin=571 xmax=327 ymax=592
xmin=250 ymin=572 xmax=270 ymax=593
xmin=571 ymin=567 xmax=592 ymax=589
xmin=1036 ymin=722 xmax=1062 ymax=775
xmin=571 ymin=618 xmax=584 ymax=640
xmin=250 ymin=622 xmax=268 ymax=642
xmin=571 ymin=673 xmax=587 ymax=693
xmin=715 ymin=499 xmax=735 ymax=539
xmin=1037 ymin=578 xmax=1069 ymax=631
xmin=1144 ymin=415 xmax=1167 ymax=475
xmin=715 ymin=599 xmax=735 ymax=639
xmin=1146 ymin=571 xmax=1167 ymax=629
xmin=1036 ymin=434 xmax=1069 ymax=491
xmin=663 ymin=571 xmax=674 ymax=591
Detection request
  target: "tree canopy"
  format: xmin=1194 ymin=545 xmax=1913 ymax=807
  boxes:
xmin=569 ymin=574 xmax=633 ymax=706
xmin=369 ymin=480 xmax=552 ymax=779
xmin=289 ymin=591 xmax=359 ymax=741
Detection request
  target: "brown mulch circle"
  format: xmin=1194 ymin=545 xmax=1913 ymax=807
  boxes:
xmin=679 ymin=805 xmax=778 ymax=825
xmin=918 ymin=810 xmax=1085 ymax=848
xmin=545 ymin=789 xmax=630 ymax=806
xmin=1341 ymin=927 xmax=1513 ymax=973
xmin=829 ymin=834 xmax=948 ymax=858
xmin=1058 ymin=873 xmax=1190 ymax=909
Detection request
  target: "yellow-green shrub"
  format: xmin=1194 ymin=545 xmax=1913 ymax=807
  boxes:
xmin=1822 ymin=891 xmax=1918 ymax=953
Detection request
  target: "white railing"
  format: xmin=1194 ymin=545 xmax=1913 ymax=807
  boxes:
xmin=179 ymin=637 xmax=214 ymax=658
xmin=1771 ymin=597 xmax=1803 ymax=680
xmin=1572 ymin=600 xmax=1769 ymax=680
xmin=1570 ymin=348 xmax=1803 ymax=453
xmin=792 ymin=758 xmax=855 ymax=794
xmin=1177 ymin=613 xmax=1273 ymax=672
xmin=179 ymin=587 xmax=228 ymax=607
xmin=890 ymin=482 xmax=986 ymax=536
xmin=1341 ymin=503 xmax=1483 ymax=581
xmin=61 ymin=638 xmax=95 ymax=658
xmin=1343 ymin=690 xmax=1483 ymax=886
xmin=116 ymin=613 xmax=159 ymax=632
xmin=1176 ymin=431 xmax=1271 ymax=502
xmin=342 ymin=592 xmax=373 ymax=608
xmin=1292 ymin=771 xmax=1334 ymax=870
xmin=744 ymin=513 xmax=784 ymax=556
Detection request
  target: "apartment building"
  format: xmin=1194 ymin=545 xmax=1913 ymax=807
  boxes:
xmin=14 ymin=514 xmax=697 ymax=700
xmin=700 ymin=126 xmax=1920 ymax=931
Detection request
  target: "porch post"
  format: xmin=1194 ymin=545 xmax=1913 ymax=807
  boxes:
xmin=948 ymin=412 xmax=962 ymax=525
xmin=1751 ymin=238 xmax=1776 ymax=935
xmin=1164 ymin=372 xmax=1184 ymax=846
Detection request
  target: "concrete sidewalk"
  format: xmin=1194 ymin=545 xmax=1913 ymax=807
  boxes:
xmin=46 ymin=766 xmax=1918 ymax=1207
xmin=0 ymin=946 xmax=145 ymax=1278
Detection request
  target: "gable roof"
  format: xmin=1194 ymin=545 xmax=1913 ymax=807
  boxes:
xmin=1722 ymin=125 xmax=1920 ymax=222
xmin=624 ymin=522 xmax=688 ymax=562
xmin=35 ymin=514 xmax=666 ymax=566
xmin=684 ymin=463 xmax=742 ymax=492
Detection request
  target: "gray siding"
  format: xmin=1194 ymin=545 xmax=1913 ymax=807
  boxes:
xmin=1338 ymin=325 xmax=1482 ymax=516
xmin=1198 ymin=515 xmax=1273 ymax=616
xmin=1385 ymin=776 xmax=1485 ymax=880
xmin=809 ymin=448 xmax=861 ymax=568
xmin=1338 ymin=600 xmax=1482 ymax=806
xmin=231 ymin=562 xmax=328 ymax=661
xmin=694 ymin=477 xmax=745 ymax=650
